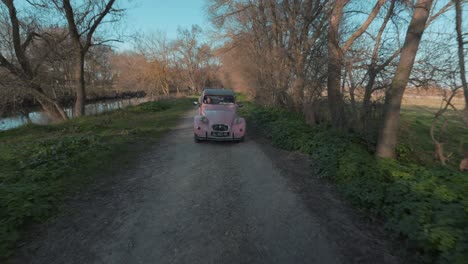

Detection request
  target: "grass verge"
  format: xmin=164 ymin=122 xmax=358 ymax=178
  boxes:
xmin=0 ymin=98 xmax=192 ymax=258
xmin=399 ymin=106 xmax=468 ymax=165
xmin=240 ymin=103 xmax=468 ymax=264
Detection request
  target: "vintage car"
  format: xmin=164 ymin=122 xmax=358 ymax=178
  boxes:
xmin=193 ymin=89 xmax=246 ymax=142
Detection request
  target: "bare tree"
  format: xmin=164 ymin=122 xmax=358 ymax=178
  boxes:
xmin=110 ymin=51 xmax=147 ymax=91
xmin=327 ymin=0 xmax=386 ymax=129
xmin=112 ymin=29 xmax=219 ymax=97
xmin=0 ymin=0 xmax=68 ymax=120
xmin=327 ymin=0 xmax=348 ymax=129
xmin=376 ymin=0 xmax=434 ymax=159
xmin=352 ymin=0 xmax=453 ymax=141
xmin=210 ymin=0 xmax=458 ymax=162
xmin=174 ymin=25 xmax=217 ymax=93
xmin=430 ymin=87 xmax=460 ymax=165
xmin=359 ymin=0 xmax=397 ymax=125
xmin=53 ymin=0 xmax=122 ymax=117
xmin=136 ymin=32 xmax=174 ymax=96
xmin=210 ymin=0 xmax=330 ymax=110
xmin=455 ymin=0 xmax=468 ymax=111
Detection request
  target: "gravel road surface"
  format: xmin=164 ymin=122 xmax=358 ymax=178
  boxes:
xmin=10 ymin=110 xmax=400 ymax=264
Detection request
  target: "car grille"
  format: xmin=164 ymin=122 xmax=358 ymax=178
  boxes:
xmin=212 ymin=124 xmax=229 ymax=131
xmin=211 ymin=131 xmax=230 ymax=137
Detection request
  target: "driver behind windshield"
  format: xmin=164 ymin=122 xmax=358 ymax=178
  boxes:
xmin=204 ymin=96 xmax=212 ymax=104
xmin=204 ymin=95 xmax=234 ymax=104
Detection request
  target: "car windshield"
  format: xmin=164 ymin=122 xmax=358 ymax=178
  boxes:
xmin=204 ymin=95 xmax=235 ymax=105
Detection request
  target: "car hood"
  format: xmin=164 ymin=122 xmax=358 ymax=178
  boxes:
xmin=202 ymin=105 xmax=237 ymax=125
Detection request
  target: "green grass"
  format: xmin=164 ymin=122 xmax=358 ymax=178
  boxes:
xmin=241 ymin=103 xmax=468 ymax=264
xmin=0 ymin=98 xmax=193 ymax=258
xmin=400 ymin=106 xmax=468 ymax=165
xmin=402 ymin=97 xmax=465 ymax=109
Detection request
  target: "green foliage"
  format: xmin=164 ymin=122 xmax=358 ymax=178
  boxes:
xmin=0 ymin=97 xmax=192 ymax=258
xmin=243 ymin=105 xmax=351 ymax=178
xmin=0 ymin=136 xmax=106 ymax=256
xmin=246 ymin=104 xmax=468 ymax=264
xmin=137 ymin=100 xmax=172 ymax=112
xmin=400 ymin=106 xmax=468 ymax=166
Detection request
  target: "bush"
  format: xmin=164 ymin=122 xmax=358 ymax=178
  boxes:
xmin=246 ymin=104 xmax=468 ymax=264
xmin=137 ymin=100 xmax=172 ymax=112
xmin=0 ymin=136 xmax=106 ymax=256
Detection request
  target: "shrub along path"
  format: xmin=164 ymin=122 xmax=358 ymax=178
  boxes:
xmin=240 ymin=103 xmax=468 ymax=264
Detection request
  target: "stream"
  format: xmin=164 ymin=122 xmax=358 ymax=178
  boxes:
xmin=0 ymin=97 xmax=150 ymax=131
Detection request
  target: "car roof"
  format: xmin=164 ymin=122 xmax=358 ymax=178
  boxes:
xmin=203 ymin=88 xmax=235 ymax=96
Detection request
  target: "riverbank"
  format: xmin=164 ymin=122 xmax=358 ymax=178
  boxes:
xmin=0 ymin=97 xmax=152 ymax=131
xmin=0 ymin=91 xmax=147 ymax=118
xmin=0 ymin=97 xmax=193 ymax=258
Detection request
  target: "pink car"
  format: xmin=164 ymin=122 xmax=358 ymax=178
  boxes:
xmin=193 ymin=89 xmax=246 ymax=142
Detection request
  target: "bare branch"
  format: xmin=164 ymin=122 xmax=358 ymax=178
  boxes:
xmin=0 ymin=52 xmax=23 ymax=77
xmin=342 ymin=0 xmax=386 ymax=53
xmin=84 ymin=0 xmax=117 ymax=51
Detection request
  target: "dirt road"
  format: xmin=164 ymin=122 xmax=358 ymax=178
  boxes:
xmin=10 ymin=110 xmax=400 ymax=264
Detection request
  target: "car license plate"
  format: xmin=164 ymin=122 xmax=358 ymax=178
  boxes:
xmin=212 ymin=132 xmax=229 ymax=137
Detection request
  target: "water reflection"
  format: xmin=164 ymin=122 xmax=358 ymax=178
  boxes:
xmin=0 ymin=98 xmax=150 ymax=131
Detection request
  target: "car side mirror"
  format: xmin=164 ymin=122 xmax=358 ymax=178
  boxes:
xmin=193 ymin=101 xmax=199 ymax=106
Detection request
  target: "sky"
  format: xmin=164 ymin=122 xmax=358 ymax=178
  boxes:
xmin=116 ymin=0 xmax=210 ymax=51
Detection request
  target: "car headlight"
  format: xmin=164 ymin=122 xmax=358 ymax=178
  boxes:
xmin=234 ymin=117 xmax=242 ymax=124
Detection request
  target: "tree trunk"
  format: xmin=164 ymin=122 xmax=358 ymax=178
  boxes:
xmin=292 ymin=75 xmax=305 ymax=112
xmin=455 ymin=0 xmax=468 ymax=111
xmin=376 ymin=0 xmax=433 ymax=159
xmin=362 ymin=71 xmax=377 ymax=118
xmin=361 ymin=0 xmax=395 ymax=123
xmin=361 ymin=70 xmax=378 ymax=140
xmin=345 ymin=62 xmax=358 ymax=119
xmin=460 ymin=153 xmax=468 ymax=172
xmin=37 ymin=98 xmax=67 ymax=122
xmin=327 ymin=0 xmax=347 ymax=129
xmin=303 ymin=101 xmax=317 ymax=125
xmin=74 ymin=52 xmax=86 ymax=117
xmin=431 ymin=118 xmax=448 ymax=165
xmin=62 ymin=0 xmax=117 ymax=117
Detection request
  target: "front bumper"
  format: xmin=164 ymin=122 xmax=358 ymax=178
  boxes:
xmin=194 ymin=116 xmax=246 ymax=141
xmin=194 ymin=133 xmax=244 ymax=141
